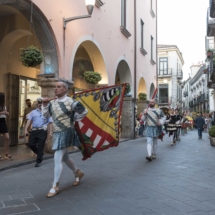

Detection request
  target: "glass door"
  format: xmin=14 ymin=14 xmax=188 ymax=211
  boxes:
xmin=18 ymin=78 xmax=41 ymax=144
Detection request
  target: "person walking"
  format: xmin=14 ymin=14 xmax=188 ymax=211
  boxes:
xmin=141 ymin=99 xmax=166 ymax=161
xmin=24 ymin=98 xmax=52 ymax=167
xmin=41 ymin=81 xmax=88 ymax=198
xmin=195 ymin=113 xmax=206 ymax=139
xmin=175 ymin=109 xmax=183 ymax=141
xmin=166 ymin=108 xmax=178 ymax=146
xmin=0 ymin=92 xmax=12 ymax=161
xmin=21 ymin=99 xmax=34 ymax=145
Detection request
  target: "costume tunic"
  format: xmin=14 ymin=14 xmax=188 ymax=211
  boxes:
xmin=142 ymin=108 xmax=166 ymax=138
xmin=166 ymin=114 xmax=177 ymax=134
xmin=42 ymin=96 xmax=88 ymax=151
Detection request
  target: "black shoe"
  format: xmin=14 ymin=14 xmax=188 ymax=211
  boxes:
xmin=146 ymin=156 xmax=152 ymax=162
xmin=35 ymin=162 xmax=41 ymax=167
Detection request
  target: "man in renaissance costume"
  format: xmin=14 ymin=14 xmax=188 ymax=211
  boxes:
xmin=141 ymin=99 xmax=166 ymax=161
xmin=42 ymin=81 xmax=88 ymax=198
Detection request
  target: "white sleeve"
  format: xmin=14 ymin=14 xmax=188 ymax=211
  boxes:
xmin=41 ymin=104 xmax=51 ymax=118
xmin=159 ymin=115 xmax=167 ymax=126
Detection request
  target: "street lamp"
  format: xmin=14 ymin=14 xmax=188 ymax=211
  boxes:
xmin=63 ymin=0 xmax=96 ymax=29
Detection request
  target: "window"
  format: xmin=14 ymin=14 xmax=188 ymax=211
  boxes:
xmin=141 ymin=20 xmax=144 ymax=48
xmin=150 ymin=0 xmax=156 ymax=18
xmin=150 ymin=36 xmax=155 ymax=65
xmin=159 ymin=58 xmax=168 ymax=75
xmin=151 ymin=36 xmax=153 ymax=59
xmin=120 ymin=0 xmax=131 ymax=38
xmin=208 ymin=38 xmax=214 ymax=49
xmin=121 ymin=0 xmax=126 ymax=27
xmin=140 ymin=19 xmax=147 ymax=55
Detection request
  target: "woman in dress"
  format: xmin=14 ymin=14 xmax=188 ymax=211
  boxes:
xmin=166 ymin=108 xmax=178 ymax=145
xmin=0 ymin=92 xmax=12 ymax=160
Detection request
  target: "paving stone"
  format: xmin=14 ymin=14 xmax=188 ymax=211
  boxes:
xmin=0 ymin=204 xmax=39 ymax=215
xmin=2 ymin=199 xmax=26 ymax=207
xmin=185 ymin=200 xmax=215 ymax=212
xmin=162 ymin=199 xmax=198 ymax=213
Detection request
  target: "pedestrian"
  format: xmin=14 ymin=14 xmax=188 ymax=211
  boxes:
xmin=0 ymin=92 xmax=12 ymax=161
xmin=166 ymin=108 xmax=177 ymax=146
xmin=21 ymin=99 xmax=34 ymax=128
xmin=195 ymin=113 xmax=206 ymax=139
xmin=175 ymin=109 xmax=183 ymax=141
xmin=42 ymin=81 xmax=88 ymax=198
xmin=141 ymin=99 xmax=166 ymax=161
xmin=135 ymin=117 xmax=141 ymax=138
xmin=21 ymin=99 xmax=34 ymax=145
xmin=139 ymin=113 xmax=144 ymax=137
xmin=24 ymin=98 xmax=52 ymax=167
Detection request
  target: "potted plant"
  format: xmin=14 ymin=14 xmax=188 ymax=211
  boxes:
xmin=206 ymin=49 xmax=214 ymax=58
xmin=84 ymin=71 xmax=102 ymax=84
xmin=20 ymin=45 xmax=43 ymax=67
xmin=209 ymin=126 xmax=215 ymax=146
xmin=138 ymin=93 xmax=147 ymax=101
xmin=124 ymin=83 xmax=131 ymax=96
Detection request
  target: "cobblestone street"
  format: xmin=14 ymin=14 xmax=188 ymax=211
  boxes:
xmin=1 ymin=130 xmax=215 ymax=215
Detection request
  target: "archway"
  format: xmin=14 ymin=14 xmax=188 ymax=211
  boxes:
xmin=72 ymin=40 xmax=108 ymax=91
xmin=150 ymin=83 xmax=156 ymax=99
xmin=0 ymin=1 xmax=59 ymax=147
xmin=115 ymin=60 xmax=132 ymax=95
xmin=137 ymin=77 xmax=147 ymax=99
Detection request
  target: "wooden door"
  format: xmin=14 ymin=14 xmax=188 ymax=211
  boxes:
xmin=6 ymin=73 xmax=20 ymax=146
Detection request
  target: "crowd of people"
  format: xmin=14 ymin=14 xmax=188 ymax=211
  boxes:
xmin=136 ymin=100 xmax=213 ymax=162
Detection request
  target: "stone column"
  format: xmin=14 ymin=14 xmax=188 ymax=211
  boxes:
xmin=121 ymin=97 xmax=135 ymax=139
xmin=37 ymin=75 xmax=74 ymax=153
xmin=136 ymin=100 xmax=148 ymax=116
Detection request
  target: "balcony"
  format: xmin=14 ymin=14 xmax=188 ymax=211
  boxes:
xmin=177 ymin=70 xmax=183 ymax=79
xmin=189 ymin=101 xmax=193 ymax=108
xmin=158 ymin=97 xmax=169 ymax=105
xmin=183 ymin=91 xmax=188 ymax=97
xmin=207 ymin=7 xmax=215 ymax=37
xmin=157 ymin=69 xmax=172 ymax=77
xmin=210 ymin=0 xmax=215 ymax=18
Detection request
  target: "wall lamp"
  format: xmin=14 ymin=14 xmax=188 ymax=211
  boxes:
xmin=63 ymin=0 xmax=96 ymax=29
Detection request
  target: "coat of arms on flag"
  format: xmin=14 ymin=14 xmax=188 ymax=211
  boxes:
xmin=73 ymin=84 xmax=126 ymax=160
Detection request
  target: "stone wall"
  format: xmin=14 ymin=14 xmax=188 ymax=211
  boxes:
xmin=121 ymin=97 xmax=135 ymax=139
xmin=136 ymin=100 xmax=148 ymax=116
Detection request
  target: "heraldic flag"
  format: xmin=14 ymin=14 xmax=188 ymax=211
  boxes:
xmin=73 ymin=84 xmax=126 ymax=160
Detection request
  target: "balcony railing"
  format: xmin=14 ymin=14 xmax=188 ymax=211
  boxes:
xmin=189 ymin=93 xmax=209 ymax=107
xmin=158 ymin=97 xmax=169 ymax=104
xmin=210 ymin=0 xmax=215 ymax=18
xmin=177 ymin=70 xmax=183 ymax=79
xmin=158 ymin=69 xmax=172 ymax=76
xmin=183 ymin=91 xmax=188 ymax=97
xmin=207 ymin=7 xmax=215 ymax=37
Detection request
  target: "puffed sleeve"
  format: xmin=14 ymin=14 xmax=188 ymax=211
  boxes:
xmin=71 ymin=100 xmax=88 ymax=121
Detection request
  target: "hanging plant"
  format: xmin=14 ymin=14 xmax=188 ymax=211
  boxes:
xmin=124 ymin=83 xmax=131 ymax=95
xmin=84 ymin=71 xmax=102 ymax=84
xmin=138 ymin=93 xmax=147 ymax=101
xmin=20 ymin=45 xmax=43 ymax=68
xmin=206 ymin=49 xmax=214 ymax=58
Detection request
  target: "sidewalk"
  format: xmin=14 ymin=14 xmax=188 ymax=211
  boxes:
xmin=0 ymin=138 xmax=132 ymax=172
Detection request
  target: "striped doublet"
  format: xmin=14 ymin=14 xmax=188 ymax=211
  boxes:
xmin=146 ymin=109 xmax=162 ymax=126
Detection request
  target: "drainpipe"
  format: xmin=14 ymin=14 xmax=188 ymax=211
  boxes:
xmin=134 ymin=0 xmax=137 ymax=139
xmin=156 ymin=0 xmax=158 ymax=99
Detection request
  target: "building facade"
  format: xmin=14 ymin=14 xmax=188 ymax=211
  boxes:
xmin=188 ymin=65 xmax=210 ymax=113
xmin=0 ymin=0 xmax=157 ymax=146
xmin=157 ymin=45 xmax=184 ymax=110
xmin=206 ymin=1 xmax=215 ymax=112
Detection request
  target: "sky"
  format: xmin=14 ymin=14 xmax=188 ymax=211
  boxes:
xmin=158 ymin=0 xmax=209 ymax=80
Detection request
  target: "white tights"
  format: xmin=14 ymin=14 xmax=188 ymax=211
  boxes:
xmin=49 ymin=148 xmax=77 ymax=193
xmin=146 ymin=137 xmax=158 ymax=157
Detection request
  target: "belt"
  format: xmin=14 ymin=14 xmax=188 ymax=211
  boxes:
xmin=32 ymin=127 xmax=44 ymax=131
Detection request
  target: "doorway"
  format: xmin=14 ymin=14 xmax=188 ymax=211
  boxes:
xmin=18 ymin=77 xmax=41 ymax=144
